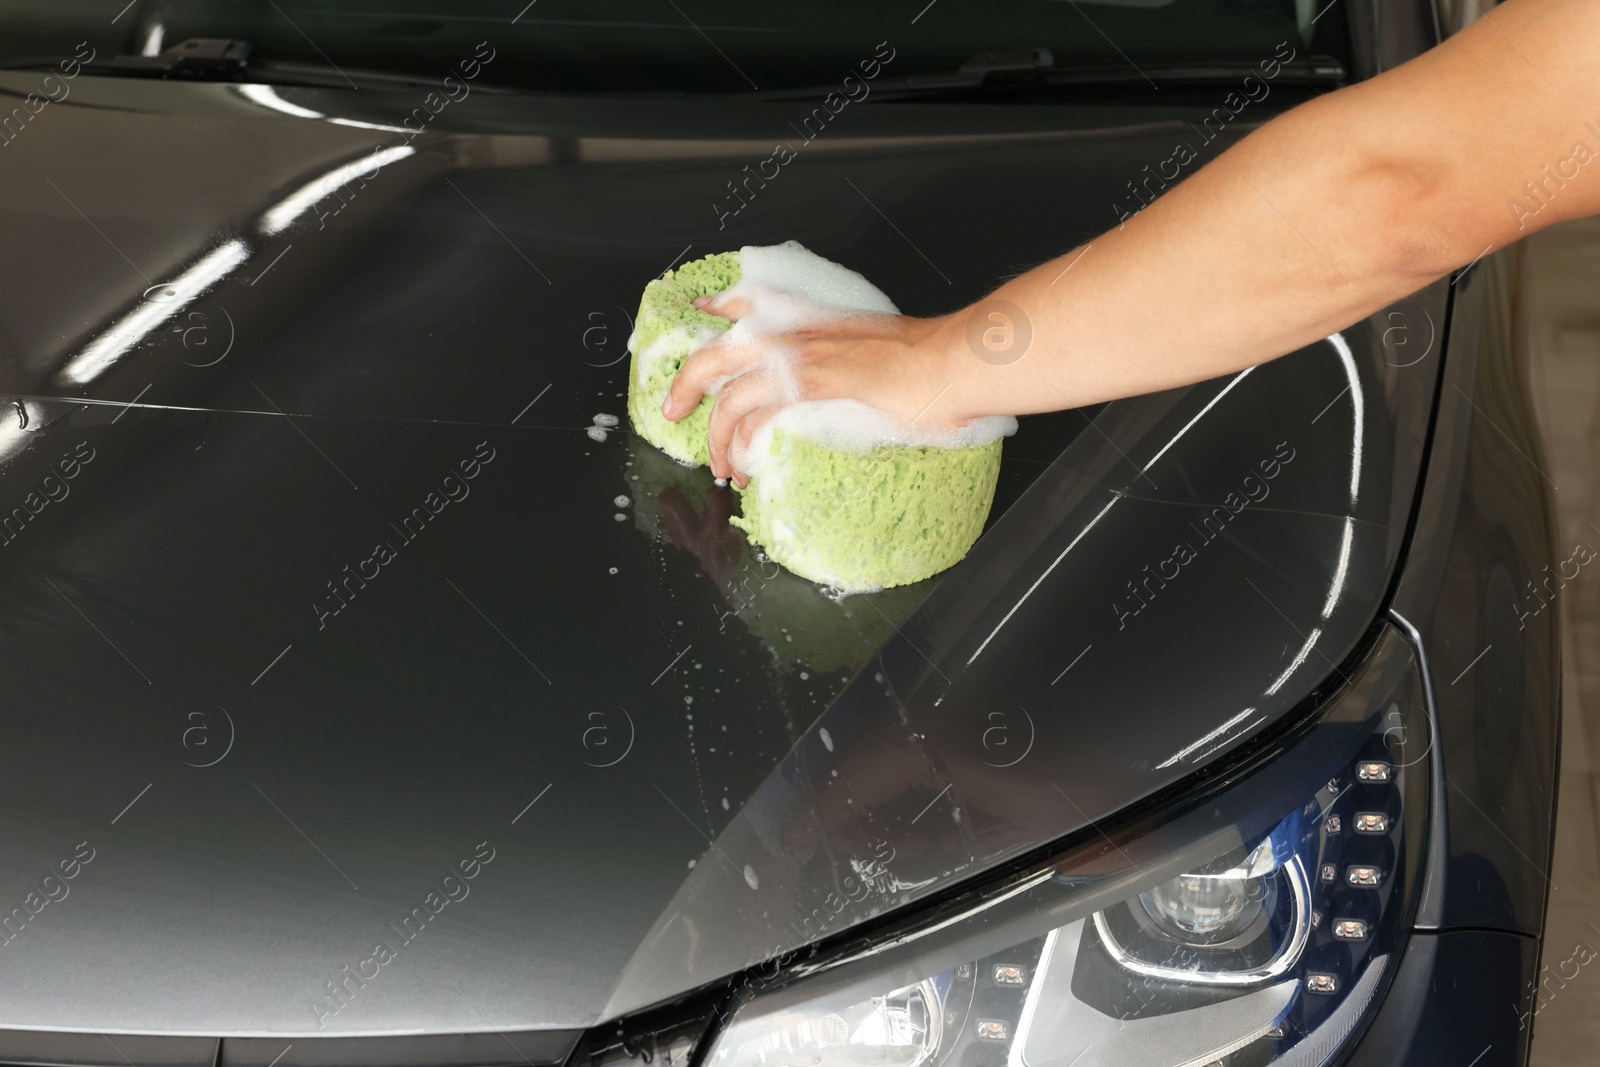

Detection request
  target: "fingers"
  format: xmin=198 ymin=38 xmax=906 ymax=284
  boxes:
xmin=692 ymin=292 xmax=752 ymax=320
xmin=727 ymin=404 xmax=780 ymax=489
xmin=706 ymin=372 xmax=778 ymax=481
xmin=663 ymin=336 xmax=759 ymax=420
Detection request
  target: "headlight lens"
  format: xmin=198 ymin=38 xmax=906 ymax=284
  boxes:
xmin=1136 ymin=858 xmax=1274 ymax=943
xmin=1097 ymin=821 xmax=1313 ymax=985
xmin=701 ymin=628 xmax=1428 ymax=1067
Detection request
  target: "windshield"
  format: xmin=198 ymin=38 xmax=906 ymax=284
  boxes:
xmin=3 ymin=0 xmax=1348 ymax=93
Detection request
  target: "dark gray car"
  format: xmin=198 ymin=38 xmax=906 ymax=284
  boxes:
xmin=0 ymin=2 xmax=1557 ymax=1065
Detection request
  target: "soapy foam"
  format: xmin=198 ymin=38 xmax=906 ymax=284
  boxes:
xmin=700 ymin=241 xmax=899 ymax=408
xmin=735 ymin=241 xmax=899 ymax=318
xmin=636 ymin=323 xmax=721 ymax=369
xmin=744 ymin=400 xmax=1015 ymax=477
xmin=684 ymin=241 xmax=1016 ymax=470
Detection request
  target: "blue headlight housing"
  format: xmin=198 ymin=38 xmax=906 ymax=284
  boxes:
xmin=698 ymin=623 xmax=1430 ymax=1067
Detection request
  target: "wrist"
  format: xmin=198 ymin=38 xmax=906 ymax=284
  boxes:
xmin=926 ymin=306 xmax=1016 ymax=426
xmin=914 ymin=312 xmax=978 ymax=425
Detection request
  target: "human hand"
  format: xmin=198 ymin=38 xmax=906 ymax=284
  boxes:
xmin=660 ymin=292 xmax=962 ymax=486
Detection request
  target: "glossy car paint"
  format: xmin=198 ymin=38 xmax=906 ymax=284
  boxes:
xmin=0 ymin=1 xmax=1560 ymax=1063
xmin=0 ymin=68 xmax=1433 ymax=1036
xmin=1343 ymin=931 xmax=1539 ymax=1066
xmin=1390 ymin=245 xmax=1562 ymax=936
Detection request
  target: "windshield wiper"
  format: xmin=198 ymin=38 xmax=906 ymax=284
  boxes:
xmin=737 ymin=47 xmax=1346 ymax=101
xmin=0 ymin=38 xmax=255 ymax=80
xmin=0 ymin=37 xmax=514 ymax=93
xmin=108 ymin=36 xmax=253 ymax=78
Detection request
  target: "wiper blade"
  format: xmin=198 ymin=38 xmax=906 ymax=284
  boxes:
xmin=736 ymin=46 xmax=1054 ymax=100
xmin=107 ymin=37 xmax=252 ymax=79
xmin=735 ymin=48 xmax=1346 ymax=101
xmin=0 ymin=38 xmax=254 ymax=80
xmin=0 ymin=39 xmax=516 ymax=94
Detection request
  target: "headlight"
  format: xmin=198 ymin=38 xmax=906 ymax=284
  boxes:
xmin=700 ymin=625 xmax=1429 ymax=1067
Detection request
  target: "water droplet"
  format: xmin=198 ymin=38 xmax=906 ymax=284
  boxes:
xmin=593 ymin=413 xmax=620 ymax=427
xmin=614 ymin=513 xmax=627 ymax=521
xmin=743 ymin=864 xmax=759 ymax=890
xmin=614 ymin=495 xmax=631 ymax=507
xmin=608 ymin=567 xmax=618 ymax=575
xmin=799 ymin=671 xmax=809 ymax=681
xmin=688 ymin=859 xmax=697 ymax=868
xmin=586 ymin=426 xmax=609 ymax=442
xmin=819 ymin=728 xmax=833 ymax=752
xmin=721 ymin=797 xmax=730 ymax=810
xmin=684 ymin=696 xmax=694 ymax=705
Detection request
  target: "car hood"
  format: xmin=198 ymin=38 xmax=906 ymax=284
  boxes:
xmin=0 ymin=73 xmax=1443 ymax=1038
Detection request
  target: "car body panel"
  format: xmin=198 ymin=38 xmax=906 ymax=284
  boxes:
xmin=1343 ymin=930 xmax=1538 ymax=1066
xmin=0 ymin=69 xmax=1453 ymax=1037
xmin=1390 ymin=247 xmax=1562 ymax=939
xmin=3 ymin=3 xmax=1559 ymax=1050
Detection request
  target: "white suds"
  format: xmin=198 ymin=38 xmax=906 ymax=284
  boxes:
xmin=681 ymin=241 xmax=1015 ymax=470
xmin=735 ymin=241 xmax=899 ymax=319
xmin=636 ymin=324 xmax=720 ymax=368
xmin=749 ymin=400 xmax=1015 ymax=470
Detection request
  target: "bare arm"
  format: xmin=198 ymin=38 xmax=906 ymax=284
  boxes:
xmin=668 ymin=0 xmax=1600 ymax=484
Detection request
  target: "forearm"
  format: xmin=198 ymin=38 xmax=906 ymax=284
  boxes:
xmin=670 ymin=0 xmax=1600 ymax=482
xmin=926 ymin=0 xmax=1600 ymax=422
xmin=929 ymin=103 xmax=1450 ymax=419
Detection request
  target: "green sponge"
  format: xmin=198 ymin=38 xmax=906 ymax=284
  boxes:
xmin=729 ymin=429 xmax=1004 ymax=591
xmin=622 ymin=438 xmax=928 ymax=671
xmin=626 ymin=252 xmax=741 ymax=467
xmin=626 ymin=246 xmax=1010 ymax=591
